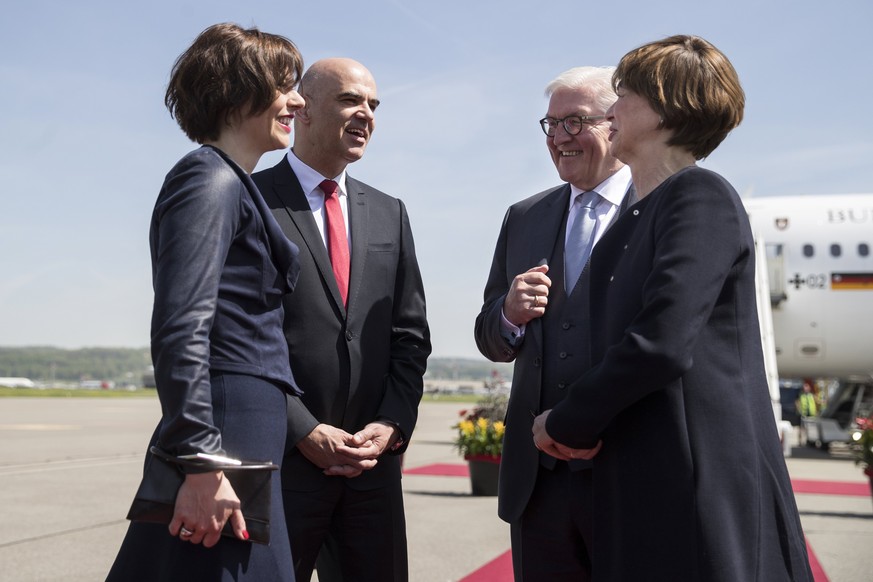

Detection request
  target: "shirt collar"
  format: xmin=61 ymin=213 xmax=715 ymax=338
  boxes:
xmin=568 ymin=165 xmax=632 ymax=209
xmin=286 ymin=150 xmax=349 ymax=200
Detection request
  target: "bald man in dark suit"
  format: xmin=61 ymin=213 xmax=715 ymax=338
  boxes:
xmin=253 ymin=58 xmax=430 ymax=582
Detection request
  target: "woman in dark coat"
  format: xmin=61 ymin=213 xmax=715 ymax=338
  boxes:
xmin=108 ymin=23 xmax=304 ymax=581
xmin=533 ymin=35 xmax=813 ymax=581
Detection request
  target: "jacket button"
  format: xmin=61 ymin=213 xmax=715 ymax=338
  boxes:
xmin=609 ymin=276 xmax=614 ymax=282
xmin=557 ymin=382 xmax=566 ymax=390
xmin=562 ymin=322 xmax=570 ymax=330
xmin=534 ymin=357 xmax=542 ymax=367
xmin=346 ymin=331 xmax=354 ymax=341
xmin=559 ymin=351 xmax=567 ymax=359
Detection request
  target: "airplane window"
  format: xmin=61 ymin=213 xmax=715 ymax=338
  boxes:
xmin=803 ymin=244 xmax=814 ymax=258
xmin=860 ymin=243 xmax=870 ymax=257
xmin=830 ymin=244 xmax=841 ymax=257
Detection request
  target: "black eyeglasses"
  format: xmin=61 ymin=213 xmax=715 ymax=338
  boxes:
xmin=539 ymin=115 xmax=606 ymax=137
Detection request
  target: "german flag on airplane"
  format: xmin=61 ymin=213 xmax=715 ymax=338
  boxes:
xmin=831 ymin=272 xmax=873 ymax=290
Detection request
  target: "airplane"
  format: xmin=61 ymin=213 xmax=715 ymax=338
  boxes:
xmin=742 ymin=193 xmax=873 ymax=448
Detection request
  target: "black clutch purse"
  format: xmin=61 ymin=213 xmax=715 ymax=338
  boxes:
xmin=126 ymin=446 xmax=278 ymax=545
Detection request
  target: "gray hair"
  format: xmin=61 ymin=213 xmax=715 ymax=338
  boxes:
xmin=544 ymin=66 xmax=617 ymax=113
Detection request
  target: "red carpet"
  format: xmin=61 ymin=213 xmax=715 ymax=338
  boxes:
xmin=405 ymin=463 xmax=870 ymax=498
xmin=458 ymin=545 xmax=829 ymax=582
xmin=791 ymin=478 xmax=870 ymax=496
xmin=458 ymin=550 xmax=512 ymax=582
xmin=807 ymin=540 xmax=829 ymax=582
xmin=403 ymin=463 xmax=469 ymax=476
xmin=404 ymin=463 xmax=851 ymax=581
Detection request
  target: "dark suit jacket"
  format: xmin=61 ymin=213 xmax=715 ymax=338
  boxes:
xmin=474 ymin=182 xmax=631 ymax=523
xmin=253 ymin=157 xmax=431 ymax=492
xmin=547 ymin=167 xmax=812 ymax=581
xmin=150 ymin=146 xmax=301 ymax=458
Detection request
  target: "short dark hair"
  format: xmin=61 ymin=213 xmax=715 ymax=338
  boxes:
xmin=613 ymin=35 xmax=744 ymax=160
xmin=165 ymin=23 xmax=303 ymax=143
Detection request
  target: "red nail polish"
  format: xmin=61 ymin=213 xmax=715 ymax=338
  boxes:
xmin=242 ymin=530 xmax=250 ymax=541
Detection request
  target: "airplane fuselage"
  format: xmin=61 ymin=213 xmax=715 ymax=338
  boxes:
xmin=744 ymin=194 xmax=873 ymax=379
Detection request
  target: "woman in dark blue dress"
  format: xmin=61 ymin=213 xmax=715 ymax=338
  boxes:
xmin=107 ymin=23 xmax=305 ymax=581
xmin=533 ymin=35 xmax=812 ymax=581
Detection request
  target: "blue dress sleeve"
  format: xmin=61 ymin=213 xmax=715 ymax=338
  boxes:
xmin=149 ymin=152 xmax=242 ymax=457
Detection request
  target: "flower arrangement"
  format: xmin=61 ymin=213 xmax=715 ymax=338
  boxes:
xmin=851 ymin=413 xmax=873 ymax=477
xmin=453 ymin=391 xmax=507 ymax=459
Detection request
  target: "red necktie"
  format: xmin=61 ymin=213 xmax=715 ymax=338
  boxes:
xmin=319 ymin=180 xmax=350 ymax=306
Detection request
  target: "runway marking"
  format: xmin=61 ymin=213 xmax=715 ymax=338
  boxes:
xmin=0 ymin=454 xmax=141 ymax=476
xmin=0 ymin=424 xmax=82 ymax=431
xmin=0 ymin=519 xmax=127 ymax=549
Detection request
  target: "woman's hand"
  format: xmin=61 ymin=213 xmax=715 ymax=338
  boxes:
xmin=168 ymin=470 xmax=248 ymax=547
xmin=532 ymin=409 xmax=603 ymax=461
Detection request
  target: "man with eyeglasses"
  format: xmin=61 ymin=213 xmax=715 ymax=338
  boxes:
xmin=475 ymin=66 xmax=633 ymax=581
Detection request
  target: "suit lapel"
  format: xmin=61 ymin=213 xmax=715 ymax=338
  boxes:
xmin=345 ymin=176 xmax=368 ymax=315
xmin=267 ymin=158 xmax=346 ymax=314
xmin=522 ymin=184 xmax=572 ymax=356
xmin=524 ymin=185 xmax=570 ymax=272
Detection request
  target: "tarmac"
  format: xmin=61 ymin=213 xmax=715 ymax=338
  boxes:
xmin=0 ymin=396 xmax=870 ymax=581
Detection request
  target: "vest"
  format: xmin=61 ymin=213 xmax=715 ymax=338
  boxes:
xmin=538 ymin=187 xmax=633 ymax=470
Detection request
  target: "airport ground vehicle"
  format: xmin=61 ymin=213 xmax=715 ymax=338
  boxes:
xmin=801 ymin=379 xmax=873 ymax=450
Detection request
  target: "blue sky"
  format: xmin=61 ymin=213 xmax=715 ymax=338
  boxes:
xmin=1 ymin=0 xmax=871 ymax=359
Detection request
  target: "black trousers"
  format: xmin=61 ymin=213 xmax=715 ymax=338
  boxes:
xmin=510 ymin=463 xmax=593 ymax=582
xmin=284 ymin=478 xmax=407 ymax=582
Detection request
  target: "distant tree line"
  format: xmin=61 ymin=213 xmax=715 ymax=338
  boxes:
xmin=424 ymin=358 xmax=513 ymax=381
xmin=0 ymin=346 xmax=151 ymax=383
xmin=0 ymin=347 xmax=511 ymax=385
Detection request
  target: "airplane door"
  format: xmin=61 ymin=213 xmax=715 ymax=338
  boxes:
xmin=766 ymin=243 xmax=787 ymax=306
xmin=767 ymin=242 xmax=828 ymax=377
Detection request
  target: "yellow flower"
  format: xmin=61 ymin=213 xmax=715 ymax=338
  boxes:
xmin=453 ymin=394 xmax=508 ymax=458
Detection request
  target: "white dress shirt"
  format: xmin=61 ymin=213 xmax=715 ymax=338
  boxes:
xmin=286 ymin=150 xmax=351 ymax=250
xmin=501 ymin=165 xmax=633 ymax=345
